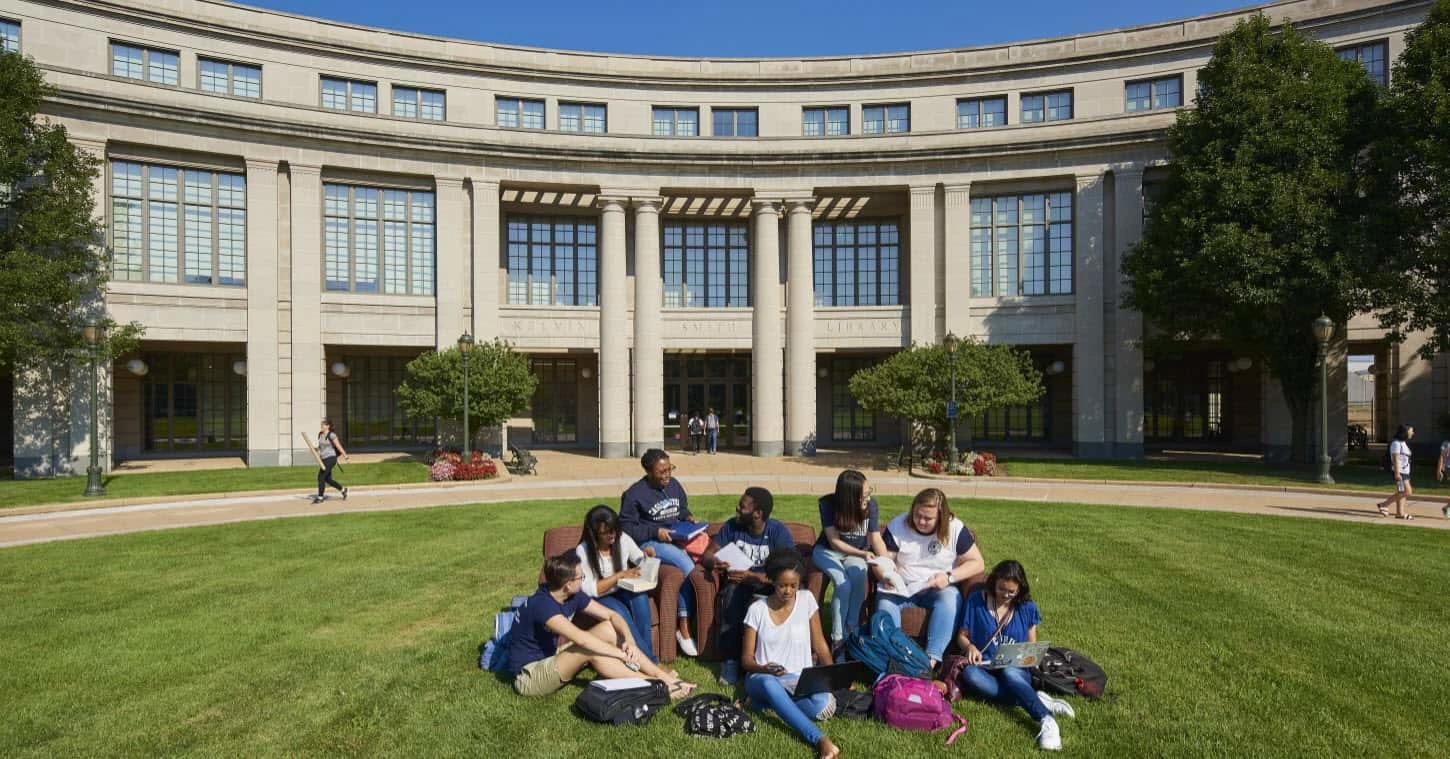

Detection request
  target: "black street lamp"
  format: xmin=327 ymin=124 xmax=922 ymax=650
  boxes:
xmin=81 ymin=321 xmax=106 ymax=497
xmin=458 ymin=332 xmax=474 ymax=462
xmin=944 ymin=331 xmax=960 ymax=473
xmin=1312 ymin=316 xmax=1334 ymax=484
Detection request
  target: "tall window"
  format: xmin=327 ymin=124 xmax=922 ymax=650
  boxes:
xmin=339 ymin=355 xmax=436 ymax=446
xmin=393 ymin=87 xmax=445 ymax=120
xmin=1339 ymin=41 xmax=1388 ymax=87
xmin=2 ymin=19 xmax=20 ymax=53
xmin=110 ymin=161 xmax=246 ymax=286
xmin=803 ymin=107 xmax=849 ymax=136
xmin=198 ymin=59 xmax=260 ymax=98
xmin=662 ymin=222 xmax=750 ymax=307
xmin=320 ymin=77 xmax=377 ymax=113
xmin=505 ymin=216 xmax=599 ymax=306
xmin=713 ymin=108 xmax=758 ymax=137
xmin=496 ymin=97 xmax=544 ymax=129
xmin=830 ymin=357 xmax=877 ymax=441
xmin=652 ymin=107 xmax=699 ymax=136
xmin=141 ymin=352 xmax=247 ymax=452
xmin=1021 ymin=90 xmax=1072 ymax=123
xmin=957 ymin=96 xmax=1007 ymax=129
xmin=971 ymin=394 xmax=1050 ymax=440
xmin=1125 ymin=76 xmax=1183 ymax=112
xmin=531 ymin=358 xmax=579 ymax=443
xmin=813 ymin=220 xmax=900 ymax=306
xmin=559 ymin=102 xmax=607 ymax=133
xmin=969 ymin=192 xmax=1073 ymax=297
xmin=323 ymin=184 xmax=435 ymax=294
xmin=110 ymin=43 xmax=178 ymax=85
xmin=863 ymin=104 xmax=910 ymax=135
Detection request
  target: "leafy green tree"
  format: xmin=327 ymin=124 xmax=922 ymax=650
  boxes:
xmin=0 ymin=52 xmax=141 ymax=371
xmin=1122 ymin=14 xmax=1377 ymax=461
xmin=395 ymin=340 xmax=538 ymax=446
xmin=847 ymin=340 xmax=1042 ymax=453
xmin=1360 ymin=0 xmax=1450 ymax=356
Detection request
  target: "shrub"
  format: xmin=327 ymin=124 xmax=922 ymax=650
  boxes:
xmin=426 ymin=451 xmax=497 ymax=481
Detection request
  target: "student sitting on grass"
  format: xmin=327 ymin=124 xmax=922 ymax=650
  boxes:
xmin=741 ymin=546 xmax=841 ymax=759
xmin=576 ymin=504 xmax=658 ymax=663
xmin=954 ymin=559 xmax=1076 ymax=751
xmin=509 ymin=551 xmax=696 ymax=699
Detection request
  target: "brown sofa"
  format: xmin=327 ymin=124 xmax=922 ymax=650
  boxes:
xmin=827 ymin=526 xmax=986 ymax=644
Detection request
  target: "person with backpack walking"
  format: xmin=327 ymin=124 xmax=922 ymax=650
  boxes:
xmin=1376 ymin=424 xmax=1416 ymax=520
xmin=868 ymin=488 xmax=985 ymax=668
xmin=705 ymin=408 xmax=720 ymax=454
xmin=687 ymin=411 xmax=705 ymax=454
xmin=741 ymin=547 xmax=841 ymax=759
xmin=311 ymin=418 xmax=349 ymax=504
xmin=954 ymin=559 xmax=1076 ymax=751
xmin=576 ymin=504 xmax=659 ymax=663
xmin=812 ymin=469 xmax=879 ymax=660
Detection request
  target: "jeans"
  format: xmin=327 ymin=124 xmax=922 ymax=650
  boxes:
xmin=641 ymin=540 xmax=695 ymax=620
xmin=875 ymin=585 xmax=961 ymax=661
xmin=597 ymin=590 xmax=658 ymax=663
xmin=811 ymin=545 xmax=868 ymax=642
xmin=745 ymin=673 xmax=831 ymax=747
xmin=707 ymin=429 xmax=718 ymax=453
xmin=959 ymin=664 xmax=1049 ymax=721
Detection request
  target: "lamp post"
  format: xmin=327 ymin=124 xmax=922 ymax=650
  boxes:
xmin=944 ymin=332 xmax=960 ymax=473
xmin=1312 ymin=315 xmax=1335 ymax=485
xmin=458 ymin=332 xmax=474 ymax=462
xmin=81 ymin=321 xmax=106 ymax=497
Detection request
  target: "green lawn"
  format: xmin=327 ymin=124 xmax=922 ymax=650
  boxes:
xmin=1 ymin=494 xmax=1446 ymax=758
xmin=1003 ymin=456 xmax=1422 ymax=492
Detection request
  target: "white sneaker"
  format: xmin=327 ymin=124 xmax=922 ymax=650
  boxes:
xmin=1442 ymin=504 xmax=1449 ymax=519
xmin=1037 ymin=690 xmax=1076 ymax=719
xmin=1037 ymin=715 xmax=1062 ymax=751
xmin=676 ymin=630 xmax=699 ymax=657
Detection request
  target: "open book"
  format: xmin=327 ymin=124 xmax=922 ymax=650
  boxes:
xmin=669 ymin=521 xmax=709 ymax=542
xmin=869 ymin=557 xmax=906 ymax=594
xmin=616 ymin=556 xmax=661 ymax=593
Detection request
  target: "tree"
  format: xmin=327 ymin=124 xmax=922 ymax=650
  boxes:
xmin=395 ymin=340 xmax=538 ymax=446
xmin=1360 ymin=0 xmax=1450 ymax=357
xmin=1122 ymin=14 xmax=1377 ymax=462
xmin=0 ymin=52 xmax=140 ymax=371
xmin=847 ymin=340 xmax=1042 ymax=452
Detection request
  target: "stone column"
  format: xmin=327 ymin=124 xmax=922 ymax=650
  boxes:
xmin=632 ymin=197 xmax=664 ymax=455
xmin=1072 ymin=173 xmax=1108 ymax=458
xmin=288 ymin=164 xmax=324 ymax=465
xmin=434 ymin=176 xmax=467 ymax=348
xmin=598 ymin=196 xmax=630 ymax=458
xmin=942 ymin=183 xmax=972 ymax=337
xmin=1110 ymin=169 xmax=1144 ymax=459
xmin=752 ymin=199 xmax=784 ymax=457
xmin=470 ymin=178 xmax=501 ymax=340
xmin=785 ymin=198 xmax=816 ymax=455
xmin=245 ymin=158 xmax=282 ymax=466
xmin=908 ymin=185 xmax=939 ymax=345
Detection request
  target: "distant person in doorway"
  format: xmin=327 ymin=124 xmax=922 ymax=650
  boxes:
xmin=1439 ymin=434 xmax=1450 ymax=518
xmin=706 ymin=408 xmax=720 ymax=454
xmin=1376 ymin=424 xmax=1414 ymax=520
xmin=313 ymin=418 xmax=350 ymax=504
xmin=687 ymin=411 xmax=705 ymax=454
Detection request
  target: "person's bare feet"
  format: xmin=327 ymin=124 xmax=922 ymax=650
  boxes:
xmin=817 ymin=737 xmax=841 ymax=759
xmin=667 ymin=679 xmax=698 ymax=700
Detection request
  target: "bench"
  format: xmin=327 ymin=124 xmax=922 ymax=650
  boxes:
xmin=506 ymin=446 xmax=538 ymax=476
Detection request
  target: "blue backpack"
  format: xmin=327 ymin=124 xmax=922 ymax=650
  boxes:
xmin=479 ymin=595 xmax=529 ymax=672
xmin=847 ymin=610 xmax=934 ymax=679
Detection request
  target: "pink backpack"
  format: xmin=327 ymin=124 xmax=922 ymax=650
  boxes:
xmin=872 ymin=674 xmax=968 ymax=745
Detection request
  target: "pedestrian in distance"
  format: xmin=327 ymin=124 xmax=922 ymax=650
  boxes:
xmin=1437 ymin=434 xmax=1450 ymax=519
xmin=312 ymin=418 xmax=349 ymax=504
xmin=705 ymin=408 xmax=720 ymax=454
xmin=688 ymin=411 xmax=705 ymax=455
xmin=1376 ymin=424 xmax=1415 ymax=520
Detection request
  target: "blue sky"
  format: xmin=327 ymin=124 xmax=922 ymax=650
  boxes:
xmin=244 ymin=0 xmax=1260 ymax=57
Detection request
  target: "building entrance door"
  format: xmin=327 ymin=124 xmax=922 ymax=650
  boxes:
xmin=663 ymin=355 xmax=750 ymax=451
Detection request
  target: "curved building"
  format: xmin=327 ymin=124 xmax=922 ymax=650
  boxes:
xmin=1 ymin=0 xmax=1433 ymax=473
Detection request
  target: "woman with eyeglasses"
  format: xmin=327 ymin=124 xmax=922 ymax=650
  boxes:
xmin=509 ymin=550 xmax=695 ymax=699
xmin=576 ymin=504 xmax=658 ymax=663
xmin=811 ymin=469 xmax=878 ymax=657
xmin=954 ymin=559 xmax=1076 ymax=751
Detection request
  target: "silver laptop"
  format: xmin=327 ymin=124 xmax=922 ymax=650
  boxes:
xmin=983 ymin=641 xmax=1050 ymax=669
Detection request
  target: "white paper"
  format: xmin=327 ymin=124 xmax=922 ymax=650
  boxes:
xmin=712 ymin=542 xmax=754 ymax=570
xmin=870 ymin=557 xmax=906 ymax=593
xmin=589 ymin=677 xmax=653 ymax=691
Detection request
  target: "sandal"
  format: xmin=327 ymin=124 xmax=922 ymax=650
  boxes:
xmin=1397 ymin=513 xmax=1416 ymax=521
xmin=668 ymin=680 xmax=698 ymax=700
xmin=1377 ymin=504 xmax=1390 ymax=517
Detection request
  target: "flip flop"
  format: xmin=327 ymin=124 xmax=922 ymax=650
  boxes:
xmin=1397 ymin=513 xmax=1416 ymax=521
xmin=1377 ymin=505 xmax=1390 ymax=517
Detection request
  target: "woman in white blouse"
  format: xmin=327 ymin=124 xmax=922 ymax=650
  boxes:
xmin=576 ymin=504 xmax=658 ymax=663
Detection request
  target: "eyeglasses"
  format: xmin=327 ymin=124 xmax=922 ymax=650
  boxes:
xmin=653 ymin=465 xmax=677 ymax=475
xmin=571 ymin=573 xmax=585 ymax=582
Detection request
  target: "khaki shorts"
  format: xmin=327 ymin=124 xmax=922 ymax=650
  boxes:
xmin=513 ymin=655 xmax=567 ymax=697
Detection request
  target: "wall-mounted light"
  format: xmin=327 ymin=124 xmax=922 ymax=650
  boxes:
xmin=232 ymin=360 xmax=247 ymax=377
xmin=331 ymin=361 xmax=350 ymax=378
xmin=125 ymin=359 xmax=149 ymax=376
xmin=580 ymin=366 xmax=593 ymax=379
xmin=818 ymin=366 xmax=830 ymax=378
xmin=1235 ymin=357 xmax=1253 ymax=372
xmin=1045 ymin=360 xmax=1066 ymax=376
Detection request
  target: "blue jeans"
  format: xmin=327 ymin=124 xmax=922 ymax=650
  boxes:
xmin=959 ymin=664 xmax=1049 ymax=721
xmin=641 ymin=540 xmax=695 ymax=620
xmin=812 ymin=545 xmax=868 ymax=642
xmin=597 ymin=590 xmax=657 ymax=663
xmin=707 ymin=429 xmax=718 ymax=453
xmin=745 ymin=673 xmax=831 ymax=747
xmin=875 ymin=585 xmax=961 ymax=661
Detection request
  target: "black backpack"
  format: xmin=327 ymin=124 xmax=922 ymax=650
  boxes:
xmin=1382 ymin=447 xmax=1394 ymax=473
xmin=1032 ymin=647 xmax=1107 ymax=699
xmin=573 ymin=680 xmax=671 ymax=725
xmin=673 ymin=693 xmax=756 ymax=738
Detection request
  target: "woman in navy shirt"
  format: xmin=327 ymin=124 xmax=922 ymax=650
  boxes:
xmin=954 ymin=559 xmax=1076 ymax=751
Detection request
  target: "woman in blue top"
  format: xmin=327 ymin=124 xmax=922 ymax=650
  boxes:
xmin=954 ymin=559 xmax=1076 ymax=751
xmin=811 ymin=469 xmax=878 ymax=657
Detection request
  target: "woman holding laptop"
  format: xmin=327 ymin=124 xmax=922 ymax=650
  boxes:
xmin=576 ymin=504 xmax=659 ymax=664
xmin=955 ymin=559 xmax=1076 ymax=751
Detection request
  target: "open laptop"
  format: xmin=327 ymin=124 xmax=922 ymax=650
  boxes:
xmin=983 ymin=641 xmax=1051 ymax=669
xmin=793 ymin=660 xmax=873 ymax=696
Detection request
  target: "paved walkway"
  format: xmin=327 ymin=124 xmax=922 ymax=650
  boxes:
xmin=3 ymin=449 xmax=1447 ymax=548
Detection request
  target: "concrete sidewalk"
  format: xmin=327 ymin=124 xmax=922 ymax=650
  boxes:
xmin=3 ymin=449 xmax=1447 ymax=548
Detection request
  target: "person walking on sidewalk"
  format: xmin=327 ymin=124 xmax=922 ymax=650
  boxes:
xmin=313 ymin=418 xmax=350 ymax=504
xmin=1376 ymin=424 xmax=1414 ymax=520
xmin=705 ymin=408 xmax=720 ymax=454
xmin=687 ymin=411 xmax=705 ymax=455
